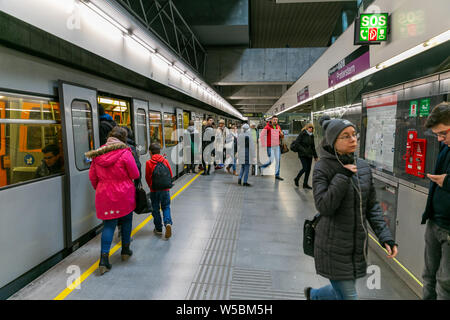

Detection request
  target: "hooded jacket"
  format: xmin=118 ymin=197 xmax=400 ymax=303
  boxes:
xmin=145 ymin=154 xmax=173 ymax=192
xmin=87 ymin=139 xmax=140 ymax=220
xmin=312 ymin=143 xmax=393 ymax=280
xmin=295 ymin=130 xmax=318 ymax=159
xmin=259 ymin=122 xmax=284 ymax=147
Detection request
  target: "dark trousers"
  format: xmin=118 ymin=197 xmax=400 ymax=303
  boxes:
xmin=295 ymin=156 xmax=312 ymax=186
xmin=422 ymin=219 xmax=450 ymax=299
xmin=101 ymin=212 xmax=133 ymax=254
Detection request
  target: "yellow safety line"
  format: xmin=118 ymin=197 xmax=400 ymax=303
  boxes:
xmin=368 ymin=233 xmax=423 ymax=287
xmin=54 ymin=171 xmax=203 ymax=300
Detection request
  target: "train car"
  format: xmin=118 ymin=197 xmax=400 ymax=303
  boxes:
xmin=0 ymin=44 xmax=232 ymax=298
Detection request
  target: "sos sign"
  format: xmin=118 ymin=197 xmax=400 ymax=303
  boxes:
xmin=354 ymin=13 xmax=389 ymax=45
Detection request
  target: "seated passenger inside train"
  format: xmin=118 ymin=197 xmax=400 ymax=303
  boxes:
xmin=35 ymin=144 xmax=64 ymax=178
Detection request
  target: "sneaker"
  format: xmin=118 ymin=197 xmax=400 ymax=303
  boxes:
xmin=304 ymin=287 xmax=312 ymax=300
xmin=243 ymin=183 xmax=252 ymax=187
xmin=275 ymin=176 xmax=284 ymax=181
xmin=165 ymin=224 xmax=172 ymax=239
xmin=303 ymin=184 xmax=312 ymax=190
xmin=153 ymin=228 xmax=162 ymax=235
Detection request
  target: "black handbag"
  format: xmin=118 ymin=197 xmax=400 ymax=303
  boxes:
xmin=135 ymin=182 xmax=152 ymax=215
xmin=303 ymin=213 xmax=321 ymax=257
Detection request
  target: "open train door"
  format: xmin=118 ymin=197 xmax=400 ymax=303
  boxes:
xmin=131 ymin=98 xmax=150 ymax=192
xmin=59 ymin=81 xmax=101 ymax=248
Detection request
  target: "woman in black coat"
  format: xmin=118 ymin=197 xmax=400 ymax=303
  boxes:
xmin=304 ymin=117 xmax=398 ymax=300
xmin=294 ymin=123 xmax=318 ymax=189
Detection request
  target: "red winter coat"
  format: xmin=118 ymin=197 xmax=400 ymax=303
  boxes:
xmin=145 ymin=154 xmax=173 ymax=192
xmin=259 ymin=122 xmax=284 ymax=147
xmin=87 ymin=141 xmax=140 ymax=220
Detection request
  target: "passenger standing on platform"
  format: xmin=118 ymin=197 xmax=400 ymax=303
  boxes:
xmin=184 ymin=120 xmax=198 ymax=173
xmin=117 ymin=126 xmax=142 ymax=239
xmin=259 ymin=115 xmax=284 ymax=180
xmin=421 ymin=102 xmax=450 ymax=300
xmin=202 ymin=117 xmax=215 ymax=175
xmin=304 ymin=117 xmax=398 ymax=300
xmin=98 ymin=105 xmax=117 ymax=146
xmin=145 ymin=143 xmax=174 ymax=239
xmin=250 ymin=124 xmax=258 ymax=175
xmin=215 ymin=119 xmax=227 ymax=169
xmin=86 ymin=127 xmax=140 ymax=275
xmin=293 ymin=123 xmax=318 ymax=189
xmin=226 ymin=124 xmax=239 ymax=176
xmin=237 ymin=124 xmax=255 ymax=186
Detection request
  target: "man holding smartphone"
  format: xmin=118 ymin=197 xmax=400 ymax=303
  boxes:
xmin=421 ymin=101 xmax=450 ymax=300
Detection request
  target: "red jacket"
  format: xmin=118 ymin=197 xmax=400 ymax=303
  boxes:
xmin=145 ymin=154 xmax=173 ymax=192
xmin=259 ymin=122 xmax=284 ymax=147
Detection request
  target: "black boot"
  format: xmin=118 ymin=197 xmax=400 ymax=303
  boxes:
xmin=99 ymin=253 xmax=111 ymax=275
xmin=303 ymin=184 xmax=312 ymax=190
xmin=121 ymin=243 xmax=133 ymax=261
xmin=294 ymin=177 xmax=299 ymax=187
xmin=238 ymin=179 xmax=241 ymax=185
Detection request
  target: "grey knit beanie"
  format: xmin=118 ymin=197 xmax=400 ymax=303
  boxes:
xmin=319 ymin=116 xmax=356 ymax=146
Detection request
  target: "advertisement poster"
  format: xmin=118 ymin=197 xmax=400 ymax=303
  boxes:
xmin=297 ymin=86 xmax=309 ymax=103
xmin=365 ymin=94 xmax=398 ymax=172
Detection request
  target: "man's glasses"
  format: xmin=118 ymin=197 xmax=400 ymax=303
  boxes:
xmin=337 ymin=133 xmax=359 ymax=141
xmin=426 ymin=128 xmax=450 ymax=139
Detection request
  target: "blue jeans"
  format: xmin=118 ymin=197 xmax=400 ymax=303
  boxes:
xmin=260 ymin=146 xmax=281 ymax=176
xmin=150 ymin=190 xmax=172 ymax=230
xmin=239 ymin=164 xmax=250 ymax=183
xmin=101 ymin=212 xmax=133 ymax=254
xmin=310 ymin=280 xmax=358 ymax=300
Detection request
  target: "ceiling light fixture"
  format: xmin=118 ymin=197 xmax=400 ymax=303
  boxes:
xmin=81 ymin=0 xmax=128 ymax=34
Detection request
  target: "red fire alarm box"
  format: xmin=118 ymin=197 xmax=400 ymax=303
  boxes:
xmin=403 ymin=130 xmax=427 ymax=178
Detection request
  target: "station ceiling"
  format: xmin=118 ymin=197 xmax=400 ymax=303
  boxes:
xmin=138 ymin=0 xmax=355 ymax=116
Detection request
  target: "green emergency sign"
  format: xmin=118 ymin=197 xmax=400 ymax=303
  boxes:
xmin=419 ymin=98 xmax=431 ymax=117
xmin=359 ymin=13 xmax=389 ymax=42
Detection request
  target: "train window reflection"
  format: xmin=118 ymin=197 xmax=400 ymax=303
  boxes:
xmin=136 ymin=108 xmax=148 ymax=155
xmin=72 ymin=100 xmax=94 ymax=171
xmin=97 ymin=96 xmax=131 ymax=129
xmin=0 ymin=93 xmax=63 ymax=188
xmin=149 ymin=111 xmax=162 ymax=145
xmin=164 ymin=113 xmax=178 ymax=147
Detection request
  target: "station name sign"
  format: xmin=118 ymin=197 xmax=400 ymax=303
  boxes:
xmin=354 ymin=13 xmax=389 ymax=45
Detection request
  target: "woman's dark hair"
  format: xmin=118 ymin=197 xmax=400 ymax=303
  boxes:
xmin=149 ymin=143 xmax=161 ymax=154
xmin=107 ymin=126 xmax=128 ymax=143
xmin=122 ymin=126 xmax=134 ymax=141
xmin=425 ymin=102 xmax=450 ymax=128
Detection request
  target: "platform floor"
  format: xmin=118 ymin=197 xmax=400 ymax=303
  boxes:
xmin=9 ymin=151 xmax=418 ymax=300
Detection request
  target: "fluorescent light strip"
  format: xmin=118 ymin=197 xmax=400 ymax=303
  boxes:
xmin=276 ymin=30 xmax=450 ymax=116
xmin=173 ymin=65 xmax=184 ymax=74
xmin=155 ymin=52 xmax=172 ymax=66
xmin=82 ymin=0 xmax=128 ymax=34
xmin=130 ymin=34 xmax=155 ymax=53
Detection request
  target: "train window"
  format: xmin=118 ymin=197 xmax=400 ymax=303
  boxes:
xmin=149 ymin=111 xmax=162 ymax=145
xmin=163 ymin=113 xmax=178 ymax=147
xmin=97 ymin=96 xmax=131 ymax=129
xmin=136 ymin=108 xmax=148 ymax=155
xmin=71 ymin=100 xmax=94 ymax=171
xmin=0 ymin=93 xmax=63 ymax=188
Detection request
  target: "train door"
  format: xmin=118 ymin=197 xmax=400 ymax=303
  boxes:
xmin=131 ymin=99 xmax=150 ymax=191
xmin=0 ymin=101 xmax=5 ymax=186
xmin=59 ymin=81 xmax=100 ymax=247
xmin=176 ymin=108 xmax=184 ymax=176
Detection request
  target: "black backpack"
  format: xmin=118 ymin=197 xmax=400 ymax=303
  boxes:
xmin=290 ymin=137 xmax=300 ymax=152
xmin=152 ymin=161 xmax=173 ymax=190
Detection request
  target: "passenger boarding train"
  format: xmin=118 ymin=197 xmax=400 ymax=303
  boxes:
xmin=0 ymin=44 xmax=237 ymax=297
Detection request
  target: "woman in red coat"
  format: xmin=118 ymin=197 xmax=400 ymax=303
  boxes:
xmin=86 ymin=126 xmax=140 ymax=275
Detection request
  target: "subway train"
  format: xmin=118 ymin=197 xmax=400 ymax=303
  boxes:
xmin=0 ymin=44 xmax=237 ymax=298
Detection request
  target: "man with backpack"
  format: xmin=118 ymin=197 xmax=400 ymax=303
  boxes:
xmin=145 ymin=143 xmax=174 ymax=239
